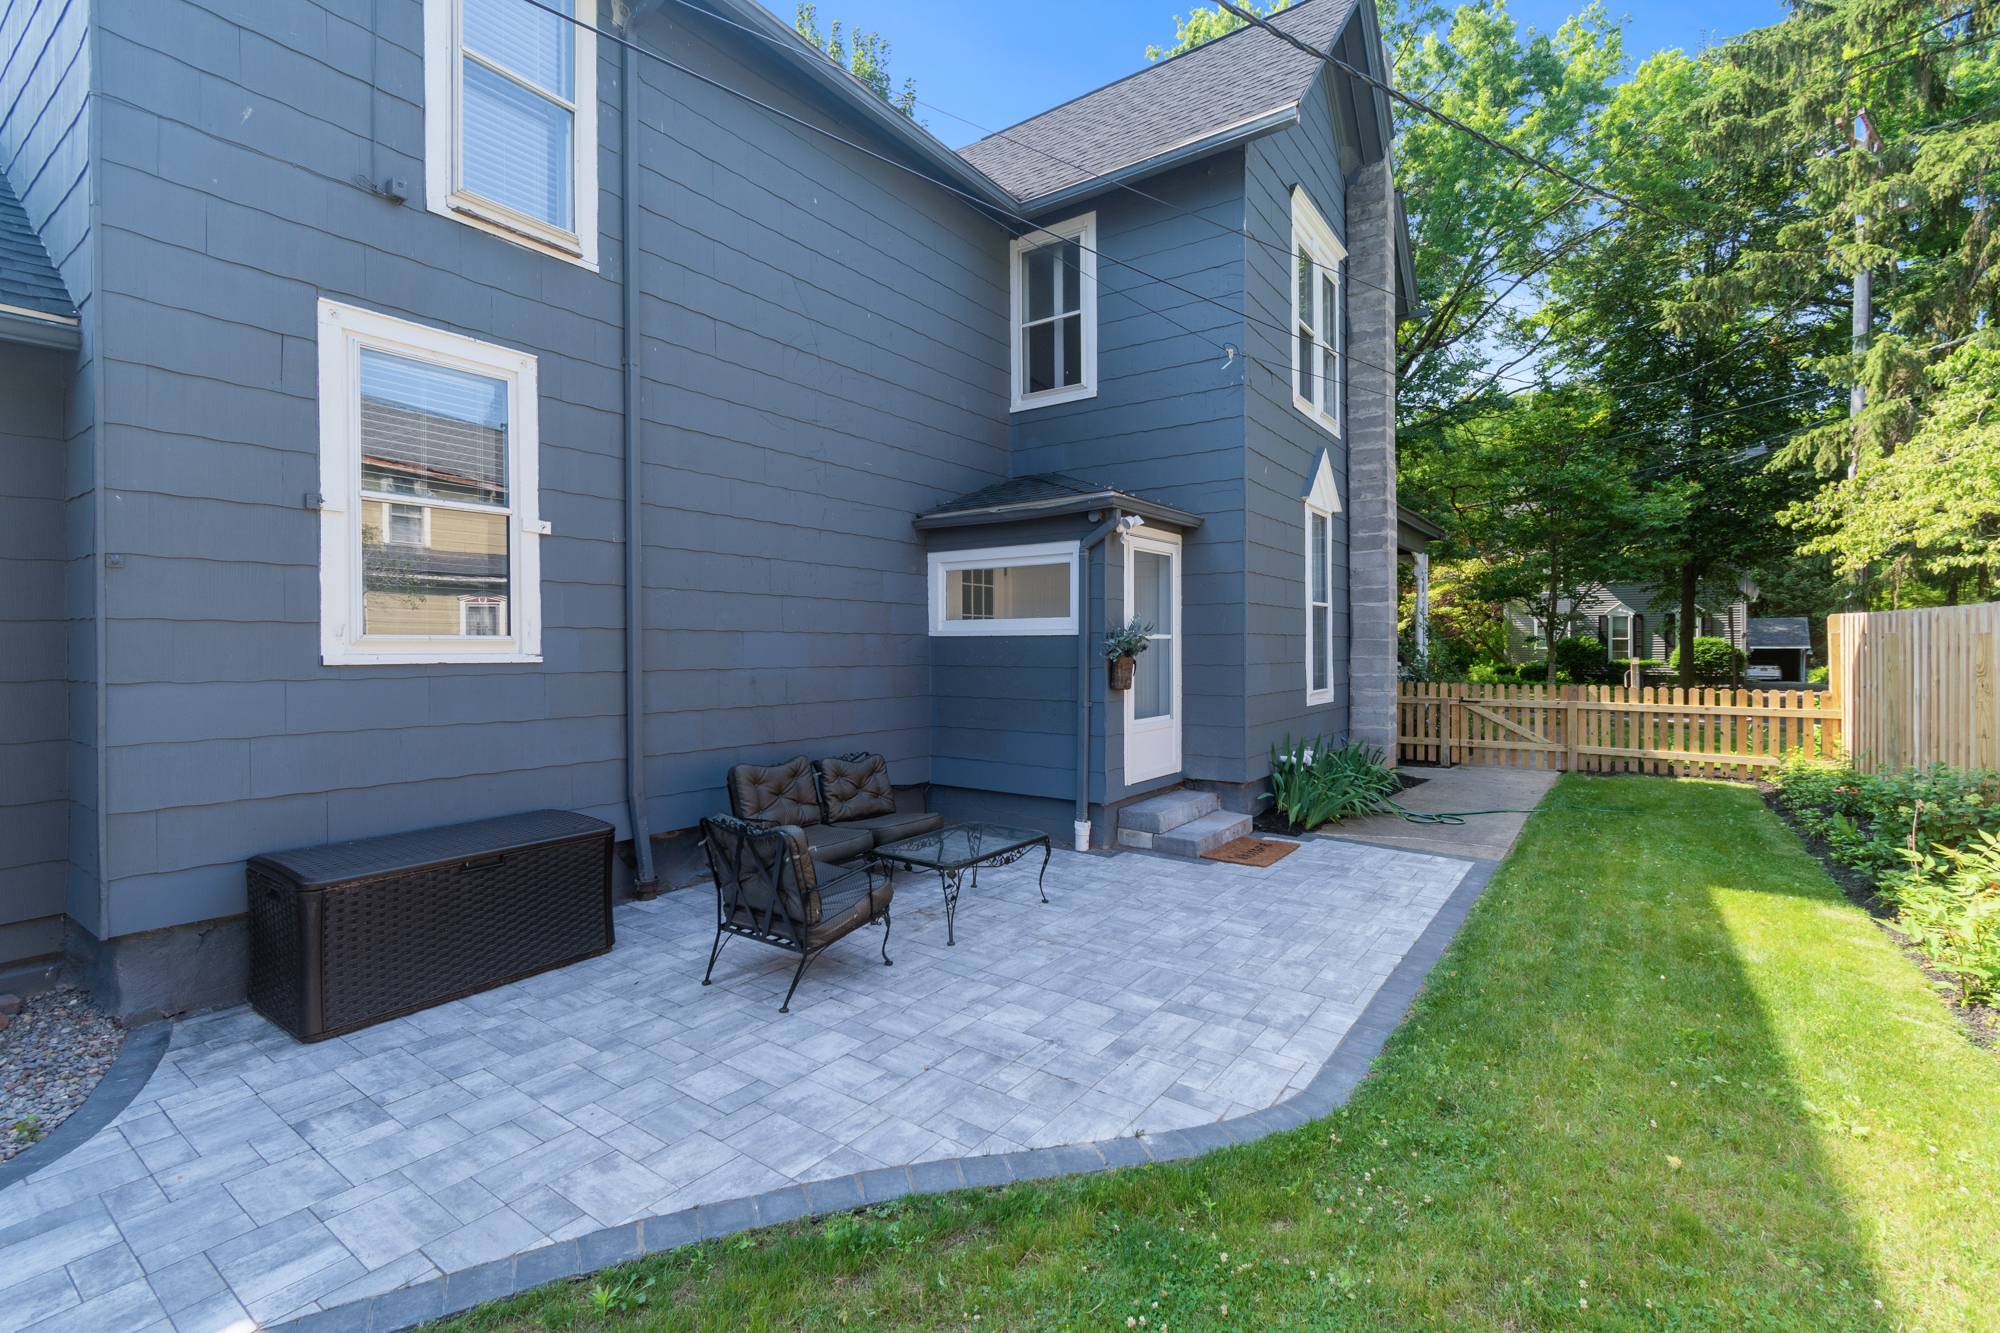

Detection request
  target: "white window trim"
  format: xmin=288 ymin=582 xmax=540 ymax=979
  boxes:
xmin=316 ymin=298 xmax=545 ymax=665
xmin=423 ymin=0 xmax=599 ymax=270
xmin=1303 ymin=448 xmax=1342 ymax=705
xmin=1009 ymin=213 xmax=1098 ymax=412
xmin=1291 ymin=187 xmax=1346 ymax=437
xmin=927 ymin=541 xmax=1080 ymax=636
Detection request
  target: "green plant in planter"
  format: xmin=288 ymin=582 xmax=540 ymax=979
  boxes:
xmin=1267 ymin=736 xmax=1399 ymax=830
xmin=1102 ymin=618 xmax=1154 ymax=659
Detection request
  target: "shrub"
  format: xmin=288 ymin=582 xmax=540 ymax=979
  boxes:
xmin=1268 ymin=736 xmax=1398 ymax=830
xmin=1552 ymin=635 xmax=1624 ymax=684
xmin=1809 ymin=664 xmax=1830 ymax=684
xmin=1667 ymin=635 xmax=1746 ymax=685
xmin=1883 ymin=832 xmax=2000 ymax=1002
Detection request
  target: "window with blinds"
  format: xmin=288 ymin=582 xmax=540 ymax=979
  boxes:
xmin=424 ymin=0 xmax=598 ymax=266
xmin=317 ymin=300 xmax=547 ymax=664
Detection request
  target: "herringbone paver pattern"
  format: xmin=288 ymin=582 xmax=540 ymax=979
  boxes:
xmin=0 ymin=839 xmax=1467 ymax=1331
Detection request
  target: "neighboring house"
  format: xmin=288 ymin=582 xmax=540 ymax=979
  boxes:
xmin=1504 ymin=584 xmax=1752 ymax=665
xmin=0 ymin=0 xmax=1411 ymax=1021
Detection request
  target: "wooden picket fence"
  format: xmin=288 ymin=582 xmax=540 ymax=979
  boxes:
xmin=1397 ymin=681 xmax=1842 ymax=780
xmin=1827 ymin=604 xmax=2000 ymax=772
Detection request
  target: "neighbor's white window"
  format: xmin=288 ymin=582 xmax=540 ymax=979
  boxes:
xmin=425 ymin=0 xmax=598 ymax=267
xmin=1010 ymin=214 xmax=1097 ymax=411
xmin=1291 ymin=188 xmax=1346 ymax=435
xmin=316 ymin=299 xmax=546 ymax=664
xmin=1303 ymin=448 xmax=1342 ymax=703
xmin=928 ymin=542 xmax=1080 ymax=636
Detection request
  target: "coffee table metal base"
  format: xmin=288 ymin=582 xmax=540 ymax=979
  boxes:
xmin=872 ymin=824 xmax=1052 ymax=946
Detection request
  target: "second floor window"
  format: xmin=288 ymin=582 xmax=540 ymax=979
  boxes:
xmin=1010 ymin=214 xmax=1097 ymax=411
xmin=426 ymin=0 xmax=599 ymax=267
xmin=1291 ymin=188 xmax=1346 ymax=435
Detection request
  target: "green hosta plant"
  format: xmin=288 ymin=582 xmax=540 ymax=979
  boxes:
xmin=1268 ymin=736 xmax=1399 ymax=830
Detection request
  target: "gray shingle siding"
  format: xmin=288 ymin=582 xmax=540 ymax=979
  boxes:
xmin=0 ymin=0 xmax=1404 ymax=983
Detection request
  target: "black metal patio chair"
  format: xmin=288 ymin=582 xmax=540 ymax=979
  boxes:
xmin=698 ymin=814 xmax=894 ymax=1012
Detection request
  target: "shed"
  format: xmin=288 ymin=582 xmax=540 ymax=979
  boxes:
xmin=1745 ymin=617 xmax=1812 ymax=684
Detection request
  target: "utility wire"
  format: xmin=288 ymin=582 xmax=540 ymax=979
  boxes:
xmin=1214 ymin=0 xmax=1686 ymax=229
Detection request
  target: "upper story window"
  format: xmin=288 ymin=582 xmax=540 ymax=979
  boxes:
xmin=928 ymin=542 xmax=1080 ymax=636
xmin=424 ymin=0 xmax=599 ymax=268
xmin=1010 ymin=213 xmax=1097 ymax=411
xmin=316 ymin=300 xmax=547 ymax=664
xmin=1291 ymin=188 xmax=1346 ymax=436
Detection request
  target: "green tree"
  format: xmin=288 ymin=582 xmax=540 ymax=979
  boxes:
xmin=1407 ymin=388 xmax=1661 ymax=684
xmin=1536 ymin=47 xmax=1838 ymax=685
xmin=795 ymin=4 xmax=919 ymax=118
xmin=1146 ymin=1 xmax=1294 ymax=61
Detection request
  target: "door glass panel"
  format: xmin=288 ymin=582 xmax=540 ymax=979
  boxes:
xmin=1132 ymin=548 xmax=1173 ymax=721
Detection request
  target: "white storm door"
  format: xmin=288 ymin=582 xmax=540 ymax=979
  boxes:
xmin=1124 ymin=531 xmax=1182 ymax=783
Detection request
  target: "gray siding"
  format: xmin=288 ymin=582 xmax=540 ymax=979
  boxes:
xmin=1241 ymin=65 xmax=1355 ymax=771
xmin=1008 ymin=156 xmax=1249 ymax=802
xmin=2 ymin=0 xmax=96 ymax=947
xmin=0 ymin=346 xmax=71 ymax=964
xmin=84 ymin=0 xmax=1009 ymax=937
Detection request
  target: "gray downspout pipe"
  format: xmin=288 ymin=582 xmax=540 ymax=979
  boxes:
xmin=1074 ymin=511 xmax=1135 ymax=850
xmin=622 ymin=26 xmax=658 ymax=896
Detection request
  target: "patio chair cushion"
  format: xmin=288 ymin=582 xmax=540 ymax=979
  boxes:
xmin=802 ymin=822 xmax=875 ymax=865
xmin=813 ymin=753 xmax=897 ymax=823
xmin=727 ymin=756 xmax=820 ymax=826
xmin=835 ymin=810 xmax=945 ymax=846
xmin=703 ymin=816 xmax=819 ymax=937
xmin=806 ymin=869 xmax=894 ymax=949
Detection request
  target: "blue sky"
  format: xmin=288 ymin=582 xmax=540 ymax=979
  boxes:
xmin=778 ymin=1 xmax=1791 ymax=148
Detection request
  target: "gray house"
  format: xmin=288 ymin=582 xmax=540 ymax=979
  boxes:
xmin=0 ymin=0 xmax=1410 ymax=1022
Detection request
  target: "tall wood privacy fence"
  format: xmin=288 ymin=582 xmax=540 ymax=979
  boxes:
xmin=1827 ymin=604 xmax=1999 ymax=772
xmin=1397 ymin=682 xmax=1841 ymax=779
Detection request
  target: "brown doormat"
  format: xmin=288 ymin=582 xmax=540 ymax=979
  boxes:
xmin=1201 ymin=837 xmax=1299 ymax=867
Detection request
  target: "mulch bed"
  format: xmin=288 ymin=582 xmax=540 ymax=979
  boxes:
xmin=1759 ymin=782 xmax=1999 ymax=1053
xmin=1251 ymin=772 xmax=1429 ymax=838
xmin=1 ymin=988 xmax=126 ymax=1161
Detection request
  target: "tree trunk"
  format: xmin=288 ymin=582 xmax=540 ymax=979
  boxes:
xmin=1546 ymin=562 xmax=1563 ymax=686
xmin=1677 ymin=563 xmax=1699 ymax=691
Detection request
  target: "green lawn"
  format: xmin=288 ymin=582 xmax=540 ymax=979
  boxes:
xmin=430 ymin=776 xmax=2000 ymax=1332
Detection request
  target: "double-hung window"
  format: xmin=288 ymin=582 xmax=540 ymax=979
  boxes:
xmin=1303 ymin=448 xmax=1341 ymax=704
xmin=425 ymin=0 xmax=598 ymax=267
xmin=1010 ymin=214 xmax=1097 ymax=410
xmin=928 ymin=543 xmax=1080 ymax=636
xmin=1291 ymin=188 xmax=1346 ymax=435
xmin=316 ymin=299 xmax=546 ymax=664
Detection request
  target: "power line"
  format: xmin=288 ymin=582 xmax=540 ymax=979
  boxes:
xmin=1214 ymin=0 xmax=1687 ymax=230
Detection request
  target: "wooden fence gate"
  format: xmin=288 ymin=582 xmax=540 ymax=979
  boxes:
xmin=1397 ymin=682 xmax=1842 ymax=779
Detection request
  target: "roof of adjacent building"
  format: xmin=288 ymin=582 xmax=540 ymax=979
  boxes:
xmin=956 ymin=0 xmax=1359 ymax=204
xmin=914 ymin=471 xmax=1204 ymax=530
xmin=0 ymin=170 xmax=76 ymax=321
xmin=1747 ymin=617 xmax=1812 ymax=648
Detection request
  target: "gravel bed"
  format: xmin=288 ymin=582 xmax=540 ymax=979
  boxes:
xmin=1 ymin=987 xmax=126 ymax=1161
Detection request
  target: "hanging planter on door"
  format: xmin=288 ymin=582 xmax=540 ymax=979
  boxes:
xmin=1103 ymin=617 xmax=1154 ymax=692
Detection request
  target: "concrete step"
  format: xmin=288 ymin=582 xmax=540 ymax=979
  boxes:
xmin=1154 ymin=810 xmax=1254 ymax=859
xmin=1116 ymin=789 xmax=1219 ymax=838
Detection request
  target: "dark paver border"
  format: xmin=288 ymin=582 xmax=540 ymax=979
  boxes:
xmin=279 ymin=850 xmax=1499 ymax=1332
xmin=0 ymin=1018 xmax=171 ymax=1192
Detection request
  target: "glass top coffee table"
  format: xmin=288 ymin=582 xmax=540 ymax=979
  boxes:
xmin=870 ymin=822 xmax=1051 ymax=946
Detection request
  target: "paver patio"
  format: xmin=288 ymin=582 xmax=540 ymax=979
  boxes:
xmin=0 ymin=836 xmax=1472 ymax=1332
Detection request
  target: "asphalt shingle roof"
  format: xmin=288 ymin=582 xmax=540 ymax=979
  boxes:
xmin=955 ymin=0 xmax=1357 ymax=203
xmin=0 ymin=169 xmax=75 ymax=320
xmin=926 ymin=472 xmax=1121 ymax=515
xmin=1747 ymin=617 xmax=1812 ymax=649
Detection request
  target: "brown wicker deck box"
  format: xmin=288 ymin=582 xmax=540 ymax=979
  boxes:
xmin=247 ymin=810 xmax=615 ymax=1042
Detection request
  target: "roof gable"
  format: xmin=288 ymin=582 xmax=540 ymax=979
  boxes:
xmin=956 ymin=0 xmax=1361 ymax=206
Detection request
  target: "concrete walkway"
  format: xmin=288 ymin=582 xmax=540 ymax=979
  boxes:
xmin=0 ymin=837 xmax=1477 ymax=1333
xmin=1327 ymin=763 xmax=1561 ymax=862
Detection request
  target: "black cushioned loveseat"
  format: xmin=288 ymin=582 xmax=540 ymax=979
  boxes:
xmin=725 ymin=752 xmax=943 ymax=864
